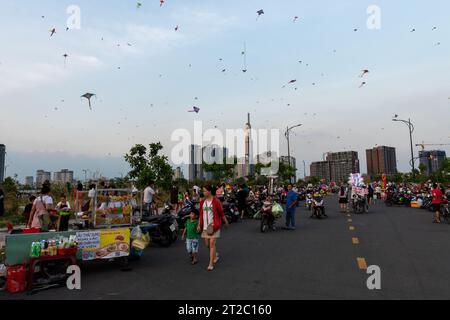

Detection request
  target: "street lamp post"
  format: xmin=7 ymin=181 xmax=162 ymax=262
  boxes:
xmin=393 ymin=117 xmax=415 ymax=178
xmin=285 ymin=124 xmax=302 ymax=183
xmin=303 ymin=160 xmax=306 ymax=179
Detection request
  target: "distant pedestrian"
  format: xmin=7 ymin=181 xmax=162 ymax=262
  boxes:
xmin=74 ymin=181 xmax=84 ymax=212
xmin=338 ymin=185 xmax=349 ymax=213
xmin=143 ymin=180 xmax=157 ymax=216
xmin=237 ymin=184 xmax=249 ymax=219
xmin=182 ymin=208 xmax=200 ymax=265
xmin=431 ymin=183 xmax=443 ymax=224
xmin=284 ymin=184 xmax=299 ymax=230
xmin=216 ymin=183 xmax=225 ymax=202
xmin=170 ymin=185 xmax=179 ymax=212
xmin=0 ymin=188 xmax=4 ymax=217
xmin=23 ymin=195 xmax=37 ymax=222
xmin=367 ymin=184 xmax=374 ymax=205
xmin=28 ymin=183 xmax=54 ymax=231
xmin=177 ymin=191 xmax=184 ymax=212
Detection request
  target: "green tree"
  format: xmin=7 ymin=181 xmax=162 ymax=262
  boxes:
xmin=1 ymin=177 xmax=18 ymax=194
xmin=277 ymin=161 xmax=296 ymax=184
xmin=202 ymin=156 xmax=236 ymax=182
xmin=307 ymin=176 xmax=320 ymax=185
xmin=174 ymin=178 xmax=189 ymax=191
xmin=125 ymin=142 xmax=174 ymax=190
xmin=418 ymin=163 xmax=427 ymax=175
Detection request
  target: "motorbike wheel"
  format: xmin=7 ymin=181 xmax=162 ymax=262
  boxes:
xmin=314 ymin=209 xmax=322 ymax=219
xmin=442 ymin=211 xmax=450 ymax=224
xmin=154 ymin=230 xmax=172 ymax=247
xmin=260 ymin=217 xmax=268 ymax=233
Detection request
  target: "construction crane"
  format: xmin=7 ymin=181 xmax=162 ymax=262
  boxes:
xmin=415 ymin=142 xmax=450 ymax=151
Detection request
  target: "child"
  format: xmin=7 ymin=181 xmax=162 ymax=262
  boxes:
xmin=182 ymin=208 xmax=200 ymax=265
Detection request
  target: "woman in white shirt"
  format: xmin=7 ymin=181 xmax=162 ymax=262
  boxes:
xmin=28 ymin=184 xmax=54 ymax=231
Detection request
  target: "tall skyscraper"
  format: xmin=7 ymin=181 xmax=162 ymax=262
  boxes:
xmin=188 ymin=145 xmax=229 ymax=181
xmin=25 ymin=176 xmax=34 ymax=187
xmin=310 ymin=161 xmax=331 ymax=182
xmin=188 ymin=145 xmax=203 ymax=181
xmin=36 ymin=170 xmax=51 ymax=187
xmin=366 ymin=146 xmax=397 ymax=177
xmin=53 ymin=169 xmax=74 ymax=185
xmin=173 ymin=167 xmax=184 ymax=180
xmin=243 ymin=113 xmax=254 ymax=178
xmin=0 ymin=144 xmax=5 ymax=183
xmin=310 ymin=151 xmax=360 ymax=183
xmin=419 ymin=150 xmax=447 ymax=176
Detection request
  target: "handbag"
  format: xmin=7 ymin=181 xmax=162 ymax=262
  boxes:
xmin=205 ymin=201 xmax=215 ymax=236
xmin=39 ymin=196 xmax=51 ymax=232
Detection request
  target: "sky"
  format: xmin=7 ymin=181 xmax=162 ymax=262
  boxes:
xmin=1 ymin=0 xmax=450 ymax=182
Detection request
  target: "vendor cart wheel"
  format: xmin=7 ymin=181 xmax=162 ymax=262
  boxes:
xmin=120 ymin=257 xmax=132 ymax=272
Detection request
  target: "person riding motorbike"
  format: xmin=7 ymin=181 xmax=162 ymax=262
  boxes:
xmin=260 ymin=196 xmax=276 ymax=232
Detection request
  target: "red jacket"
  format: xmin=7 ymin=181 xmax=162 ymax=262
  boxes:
xmin=199 ymin=197 xmax=225 ymax=232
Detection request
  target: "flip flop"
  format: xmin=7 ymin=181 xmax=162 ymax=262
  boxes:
xmin=207 ymin=265 xmax=214 ymax=271
xmin=214 ymin=253 xmax=220 ymax=264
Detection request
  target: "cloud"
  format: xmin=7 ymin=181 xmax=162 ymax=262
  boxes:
xmin=0 ymin=55 xmax=102 ymax=96
xmin=0 ymin=62 xmax=65 ymax=96
xmin=71 ymin=55 xmax=102 ymax=67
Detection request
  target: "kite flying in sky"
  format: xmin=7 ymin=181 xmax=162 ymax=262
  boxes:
xmin=242 ymin=42 xmax=247 ymax=73
xmin=50 ymin=28 xmax=56 ymax=37
xmin=359 ymin=82 xmax=366 ymax=88
xmin=256 ymin=9 xmax=264 ymax=20
xmin=81 ymin=93 xmax=96 ymax=109
xmin=359 ymin=69 xmax=369 ymax=78
xmin=160 ymin=0 xmax=165 ymax=7
xmin=188 ymin=106 xmax=200 ymax=113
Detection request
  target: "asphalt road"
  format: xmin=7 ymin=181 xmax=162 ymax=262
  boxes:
xmin=2 ymin=196 xmax=450 ymax=300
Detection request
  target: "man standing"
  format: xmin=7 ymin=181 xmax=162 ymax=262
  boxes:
xmin=0 ymin=188 xmax=4 ymax=217
xmin=284 ymin=184 xmax=299 ymax=230
xmin=170 ymin=185 xmax=179 ymax=213
xmin=237 ymin=184 xmax=249 ymax=219
xmin=144 ymin=180 xmax=157 ymax=216
xmin=431 ymin=183 xmax=442 ymax=224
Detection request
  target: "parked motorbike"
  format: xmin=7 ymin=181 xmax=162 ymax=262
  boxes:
xmin=248 ymin=199 xmax=262 ymax=217
xmin=223 ymin=199 xmax=240 ymax=223
xmin=353 ymin=194 xmax=368 ymax=214
xmin=141 ymin=214 xmax=178 ymax=247
xmin=161 ymin=202 xmax=173 ymax=215
xmin=440 ymin=196 xmax=450 ymax=224
xmin=385 ymin=191 xmax=410 ymax=207
xmin=175 ymin=200 xmax=198 ymax=231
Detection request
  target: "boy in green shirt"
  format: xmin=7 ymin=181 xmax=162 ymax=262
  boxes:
xmin=182 ymin=208 xmax=200 ymax=265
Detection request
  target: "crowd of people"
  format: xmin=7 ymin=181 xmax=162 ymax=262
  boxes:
xmin=5 ymin=177 xmax=448 ymax=272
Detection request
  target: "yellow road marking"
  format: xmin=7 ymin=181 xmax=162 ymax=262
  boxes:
xmin=357 ymin=257 xmax=367 ymax=270
xmin=352 ymin=237 xmax=359 ymax=245
xmin=349 ymin=226 xmax=355 ymax=231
